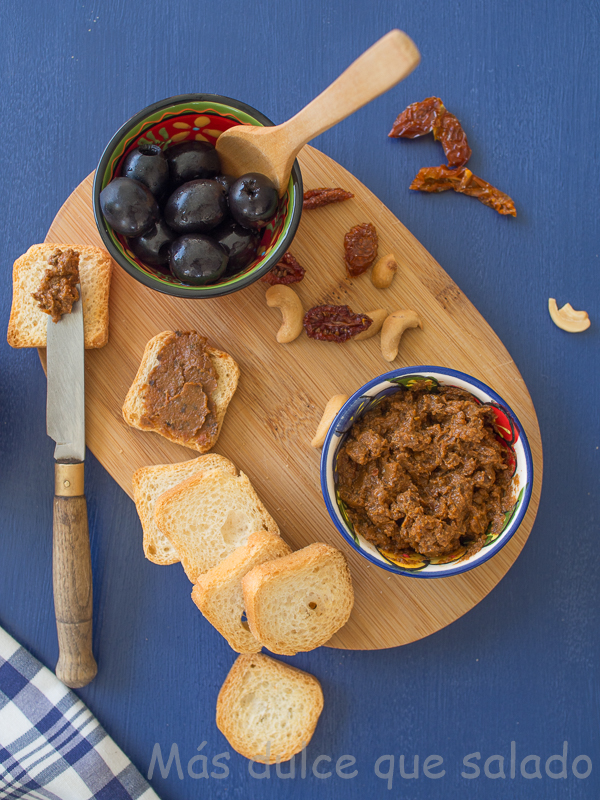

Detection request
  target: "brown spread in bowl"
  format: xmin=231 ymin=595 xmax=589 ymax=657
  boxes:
xmin=141 ymin=330 xmax=219 ymax=447
xmin=336 ymin=383 xmax=515 ymax=562
xmin=32 ymin=248 xmax=80 ymax=322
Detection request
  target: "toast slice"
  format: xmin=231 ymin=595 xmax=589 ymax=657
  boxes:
xmin=154 ymin=470 xmax=279 ymax=582
xmin=242 ymin=542 xmax=354 ymax=656
xmin=216 ymin=653 xmax=323 ymax=764
xmin=7 ymin=243 xmax=112 ymax=348
xmin=191 ymin=531 xmax=292 ymax=652
xmin=122 ymin=330 xmax=239 ymax=454
xmin=132 ymin=454 xmax=237 ymax=565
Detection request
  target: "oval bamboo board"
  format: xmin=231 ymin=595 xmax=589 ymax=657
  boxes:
xmin=45 ymin=145 xmax=542 ymax=651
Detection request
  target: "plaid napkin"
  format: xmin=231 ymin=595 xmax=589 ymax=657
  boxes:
xmin=0 ymin=626 xmax=160 ymax=800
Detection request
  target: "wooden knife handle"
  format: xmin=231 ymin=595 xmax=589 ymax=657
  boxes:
xmin=53 ymin=462 xmax=97 ymax=688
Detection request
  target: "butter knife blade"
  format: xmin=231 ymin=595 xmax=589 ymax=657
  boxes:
xmin=46 ymin=286 xmax=85 ymax=462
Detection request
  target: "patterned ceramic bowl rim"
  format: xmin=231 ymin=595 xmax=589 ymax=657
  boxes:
xmin=320 ymin=366 xmax=533 ymax=578
xmin=92 ymin=93 xmax=303 ymax=299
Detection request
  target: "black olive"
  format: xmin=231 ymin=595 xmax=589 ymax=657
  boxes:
xmin=128 ymin=219 xmax=175 ymax=267
xmin=165 ymin=141 xmax=221 ymax=185
xmin=214 ymin=173 xmax=236 ymax=194
xmin=212 ymin=220 xmax=261 ymax=275
xmin=121 ymin=144 xmax=169 ymax=199
xmin=164 ymin=179 xmax=228 ymax=234
xmin=99 ymin=177 xmax=160 ymax=237
xmin=228 ymin=172 xmax=278 ymax=229
xmin=169 ymin=235 xmax=228 ymax=285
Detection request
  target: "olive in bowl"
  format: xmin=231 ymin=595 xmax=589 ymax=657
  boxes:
xmin=128 ymin=219 xmax=175 ymax=267
xmin=165 ymin=140 xmax=221 ymax=184
xmin=164 ymin=179 xmax=228 ymax=234
xmin=169 ymin=234 xmax=228 ymax=285
xmin=99 ymin=177 xmax=160 ymax=237
xmin=213 ymin=220 xmax=261 ymax=275
xmin=92 ymin=93 xmax=303 ymax=299
xmin=228 ymin=173 xmax=279 ymax=229
xmin=121 ymin=143 xmax=169 ymax=198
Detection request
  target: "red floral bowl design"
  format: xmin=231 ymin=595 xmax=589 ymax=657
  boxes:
xmin=92 ymin=94 xmax=303 ymax=299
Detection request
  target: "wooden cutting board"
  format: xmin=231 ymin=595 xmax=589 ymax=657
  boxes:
xmin=44 ymin=145 xmax=542 ymax=651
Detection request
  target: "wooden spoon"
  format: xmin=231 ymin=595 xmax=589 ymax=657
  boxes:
xmin=216 ymin=30 xmax=420 ymax=196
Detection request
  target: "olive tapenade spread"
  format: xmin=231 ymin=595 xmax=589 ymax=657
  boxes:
xmin=141 ymin=331 xmax=219 ymax=448
xmin=337 ymin=383 xmax=515 ymax=561
xmin=32 ymin=248 xmax=80 ymax=322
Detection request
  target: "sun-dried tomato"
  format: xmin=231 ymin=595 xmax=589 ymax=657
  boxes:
xmin=410 ymin=166 xmax=516 ymax=217
xmin=303 ymin=305 xmax=372 ymax=342
xmin=344 ymin=222 xmax=378 ymax=277
xmin=389 ymin=96 xmax=444 ymax=138
xmin=434 ymin=111 xmax=471 ymax=169
xmin=389 ymin=97 xmax=471 ymax=168
xmin=303 ymin=187 xmax=354 ymax=209
xmin=261 ymin=252 xmax=306 ymax=285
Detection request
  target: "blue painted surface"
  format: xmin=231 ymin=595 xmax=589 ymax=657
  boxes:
xmin=1 ymin=1 xmax=599 ymax=797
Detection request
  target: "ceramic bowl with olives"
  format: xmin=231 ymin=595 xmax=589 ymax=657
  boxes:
xmin=93 ymin=94 xmax=303 ymax=298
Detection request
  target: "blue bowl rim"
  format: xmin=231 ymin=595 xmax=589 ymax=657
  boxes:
xmin=92 ymin=92 xmax=303 ymax=299
xmin=319 ymin=365 xmax=534 ymax=579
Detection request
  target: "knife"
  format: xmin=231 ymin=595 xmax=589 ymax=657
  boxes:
xmin=46 ymin=285 xmax=97 ymax=688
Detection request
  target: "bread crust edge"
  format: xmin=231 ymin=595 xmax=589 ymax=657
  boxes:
xmin=122 ymin=331 xmax=239 ymax=454
xmin=242 ymin=543 xmax=354 ymax=656
xmin=215 ymin=653 xmax=324 ymax=763
xmin=7 ymin=243 xmax=112 ymax=349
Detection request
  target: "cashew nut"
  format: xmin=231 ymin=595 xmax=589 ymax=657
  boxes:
xmin=380 ymin=309 xmax=422 ymax=361
xmin=371 ymin=253 xmax=398 ymax=289
xmin=353 ymin=309 xmax=388 ymax=340
xmin=311 ymin=394 xmax=349 ymax=448
xmin=265 ymin=285 xmax=304 ymax=343
xmin=548 ymin=298 xmax=590 ymax=333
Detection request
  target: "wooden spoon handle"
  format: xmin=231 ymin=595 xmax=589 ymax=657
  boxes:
xmin=282 ymin=30 xmax=420 ymax=153
xmin=53 ymin=462 xmax=97 ymax=688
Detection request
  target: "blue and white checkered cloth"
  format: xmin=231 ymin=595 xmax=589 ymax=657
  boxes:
xmin=0 ymin=626 xmax=160 ymax=800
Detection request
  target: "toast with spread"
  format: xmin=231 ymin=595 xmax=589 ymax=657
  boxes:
xmin=216 ymin=653 xmax=324 ymax=764
xmin=132 ymin=454 xmax=237 ymax=565
xmin=7 ymin=243 xmax=112 ymax=348
xmin=191 ymin=531 xmax=291 ymax=652
xmin=242 ymin=542 xmax=354 ymax=655
xmin=122 ymin=330 xmax=239 ymax=454
xmin=154 ymin=468 xmax=279 ymax=581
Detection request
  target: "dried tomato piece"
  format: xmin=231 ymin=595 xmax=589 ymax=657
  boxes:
xmin=303 ymin=187 xmax=354 ymax=209
xmin=410 ymin=166 xmax=516 ymax=217
xmin=389 ymin=97 xmax=471 ymax=168
xmin=261 ymin=252 xmax=305 ymax=285
xmin=344 ymin=222 xmax=378 ymax=277
xmin=389 ymin=96 xmax=444 ymax=138
xmin=434 ymin=111 xmax=472 ymax=169
xmin=303 ymin=305 xmax=372 ymax=342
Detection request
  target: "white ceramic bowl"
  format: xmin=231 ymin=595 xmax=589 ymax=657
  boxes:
xmin=320 ymin=367 xmax=533 ymax=578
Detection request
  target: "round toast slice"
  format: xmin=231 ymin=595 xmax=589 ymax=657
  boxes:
xmin=132 ymin=454 xmax=237 ymax=565
xmin=122 ymin=330 xmax=239 ymax=454
xmin=191 ymin=531 xmax=292 ymax=652
xmin=242 ymin=542 xmax=354 ymax=656
xmin=216 ymin=653 xmax=323 ymax=764
xmin=154 ymin=469 xmax=279 ymax=581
